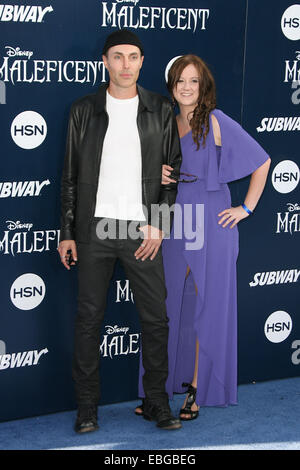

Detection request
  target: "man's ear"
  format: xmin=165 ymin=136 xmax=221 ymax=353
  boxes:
xmin=102 ymin=54 xmax=108 ymax=68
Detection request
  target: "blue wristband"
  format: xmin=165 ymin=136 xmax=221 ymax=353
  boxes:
xmin=242 ymin=203 xmax=252 ymax=215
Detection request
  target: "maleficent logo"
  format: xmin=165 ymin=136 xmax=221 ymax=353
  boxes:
xmin=276 ymin=203 xmax=300 ymax=235
xmin=0 ymin=46 xmax=106 ymax=85
xmin=100 ymin=1 xmax=210 ymax=32
xmin=115 ymin=279 xmax=134 ymax=303
xmin=100 ymin=325 xmax=140 ymax=359
xmin=0 ymin=220 xmax=59 ymax=256
xmin=284 ymin=51 xmax=300 ymax=84
xmin=0 ymin=45 xmax=107 ymax=103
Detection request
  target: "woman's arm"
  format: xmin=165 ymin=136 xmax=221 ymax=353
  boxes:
xmin=243 ymin=159 xmax=271 ymax=212
xmin=211 ymin=113 xmax=271 ymax=228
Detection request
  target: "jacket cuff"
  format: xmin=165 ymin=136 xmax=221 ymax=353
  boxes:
xmin=59 ymin=228 xmax=75 ymax=242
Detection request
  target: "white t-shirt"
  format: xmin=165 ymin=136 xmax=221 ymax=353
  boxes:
xmin=94 ymin=91 xmax=146 ymax=221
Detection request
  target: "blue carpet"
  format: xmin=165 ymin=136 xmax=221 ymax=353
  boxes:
xmin=0 ymin=377 xmax=300 ymax=450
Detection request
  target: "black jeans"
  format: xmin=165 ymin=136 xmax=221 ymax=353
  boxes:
xmin=72 ymin=218 xmax=169 ymax=405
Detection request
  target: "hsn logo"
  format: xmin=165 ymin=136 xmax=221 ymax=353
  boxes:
xmin=10 ymin=273 xmax=46 ymax=310
xmin=264 ymin=311 xmax=293 ymax=343
xmin=272 ymin=160 xmax=299 ymax=194
xmin=11 ymin=111 xmax=47 ymax=149
xmin=281 ymin=5 xmax=300 ymax=41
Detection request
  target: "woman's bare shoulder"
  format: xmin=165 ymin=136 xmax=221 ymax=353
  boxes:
xmin=211 ymin=112 xmax=221 ymax=146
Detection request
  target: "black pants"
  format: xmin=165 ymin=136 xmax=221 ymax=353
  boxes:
xmin=72 ymin=218 xmax=169 ymax=405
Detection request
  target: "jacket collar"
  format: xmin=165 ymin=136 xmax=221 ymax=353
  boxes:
xmin=94 ymin=82 xmax=157 ymax=114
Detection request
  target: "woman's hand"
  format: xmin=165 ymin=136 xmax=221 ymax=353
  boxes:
xmin=218 ymin=206 xmax=250 ymax=228
xmin=162 ymin=164 xmax=177 ymax=185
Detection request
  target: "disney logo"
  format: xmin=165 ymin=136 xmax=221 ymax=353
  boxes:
xmin=105 ymin=325 xmax=130 ymax=335
xmin=116 ymin=0 xmax=139 ymax=5
xmin=287 ymin=203 xmax=300 ymax=212
xmin=5 ymin=46 xmax=33 ymax=60
xmin=6 ymin=220 xmax=33 ymax=231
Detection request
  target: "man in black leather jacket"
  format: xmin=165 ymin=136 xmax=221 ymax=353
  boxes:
xmin=58 ymin=29 xmax=182 ymax=432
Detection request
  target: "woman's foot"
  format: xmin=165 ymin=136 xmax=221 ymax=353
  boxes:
xmin=134 ymin=403 xmax=144 ymax=416
xmin=179 ymin=383 xmax=199 ymax=421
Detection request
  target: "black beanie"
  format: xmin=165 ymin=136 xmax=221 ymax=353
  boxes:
xmin=102 ymin=29 xmax=144 ymax=56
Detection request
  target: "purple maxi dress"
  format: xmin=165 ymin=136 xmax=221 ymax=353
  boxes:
xmin=138 ymin=109 xmax=269 ymax=407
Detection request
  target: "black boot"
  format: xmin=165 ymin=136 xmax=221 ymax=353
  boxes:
xmin=74 ymin=405 xmax=99 ymax=433
xmin=143 ymin=399 xmax=182 ymax=430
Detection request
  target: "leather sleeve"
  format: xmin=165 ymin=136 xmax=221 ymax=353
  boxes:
xmin=152 ymin=101 xmax=182 ymax=235
xmin=59 ymin=104 xmax=80 ymax=242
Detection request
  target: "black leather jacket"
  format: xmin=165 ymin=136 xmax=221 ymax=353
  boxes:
xmin=60 ymin=83 xmax=182 ymax=243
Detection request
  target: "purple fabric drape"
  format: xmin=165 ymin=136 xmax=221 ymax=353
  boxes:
xmin=138 ymin=109 xmax=269 ymax=406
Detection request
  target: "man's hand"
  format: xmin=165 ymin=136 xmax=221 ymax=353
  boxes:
xmin=57 ymin=240 xmax=77 ymax=270
xmin=134 ymin=225 xmax=164 ymax=261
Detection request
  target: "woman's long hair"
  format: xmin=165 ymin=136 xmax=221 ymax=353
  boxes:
xmin=167 ymin=55 xmax=216 ymax=149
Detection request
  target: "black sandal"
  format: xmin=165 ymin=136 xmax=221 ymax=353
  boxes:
xmin=134 ymin=403 xmax=144 ymax=416
xmin=179 ymin=382 xmax=199 ymax=421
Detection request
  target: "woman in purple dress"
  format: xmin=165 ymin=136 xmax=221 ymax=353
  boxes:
xmin=135 ymin=55 xmax=271 ymax=420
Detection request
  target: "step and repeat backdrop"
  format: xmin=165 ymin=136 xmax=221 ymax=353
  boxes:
xmin=0 ymin=0 xmax=299 ymax=421
xmin=237 ymin=1 xmax=300 ymax=382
